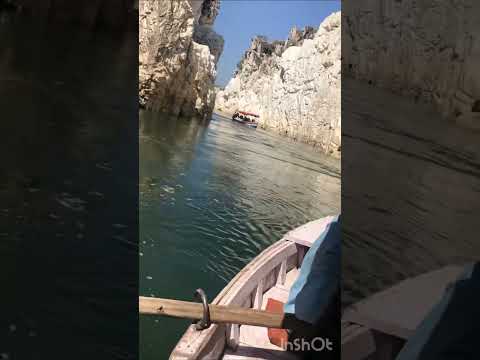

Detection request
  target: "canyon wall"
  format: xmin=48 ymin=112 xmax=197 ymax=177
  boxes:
xmin=216 ymin=12 xmax=341 ymax=155
xmin=343 ymin=0 xmax=480 ymax=128
xmin=139 ymin=0 xmax=224 ymax=120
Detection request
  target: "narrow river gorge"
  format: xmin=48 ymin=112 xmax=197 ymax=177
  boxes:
xmin=139 ymin=111 xmax=341 ymax=358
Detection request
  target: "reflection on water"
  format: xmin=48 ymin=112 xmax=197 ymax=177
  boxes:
xmin=139 ymin=111 xmax=340 ymax=358
xmin=343 ymin=79 xmax=480 ymax=307
xmin=0 ymin=16 xmax=137 ymax=359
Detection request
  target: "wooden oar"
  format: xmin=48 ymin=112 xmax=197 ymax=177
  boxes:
xmin=139 ymin=296 xmax=292 ymax=329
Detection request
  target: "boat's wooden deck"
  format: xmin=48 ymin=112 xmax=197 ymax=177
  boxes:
xmin=224 ymin=268 xmax=301 ymax=359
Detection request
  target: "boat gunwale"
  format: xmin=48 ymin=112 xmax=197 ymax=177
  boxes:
xmin=170 ymin=238 xmax=300 ymax=359
xmin=341 ymin=264 xmax=466 ymax=360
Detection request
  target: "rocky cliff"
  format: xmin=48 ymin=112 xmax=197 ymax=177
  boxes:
xmin=343 ymin=0 xmax=480 ymax=129
xmin=216 ymin=12 xmax=341 ymax=155
xmin=139 ymin=0 xmax=224 ymax=120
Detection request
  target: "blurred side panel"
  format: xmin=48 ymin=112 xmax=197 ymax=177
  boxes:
xmin=342 ymin=0 xmax=480 ymax=358
xmin=0 ymin=2 xmax=138 ymax=360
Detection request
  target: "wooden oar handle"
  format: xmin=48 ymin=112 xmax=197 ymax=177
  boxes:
xmin=139 ymin=296 xmax=289 ymax=329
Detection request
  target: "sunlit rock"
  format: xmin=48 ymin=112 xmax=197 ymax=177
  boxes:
xmin=139 ymin=0 xmax=224 ymax=120
xmin=216 ymin=12 xmax=341 ymax=156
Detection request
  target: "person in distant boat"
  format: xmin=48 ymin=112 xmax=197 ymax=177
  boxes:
xmin=283 ymin=215 xmax=341 ymax=359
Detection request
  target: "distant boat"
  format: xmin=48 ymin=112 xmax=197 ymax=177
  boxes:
xmin=232 ymin=110 xmax=259 ymax=128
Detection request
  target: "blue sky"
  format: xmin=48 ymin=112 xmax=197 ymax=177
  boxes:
xmin=213 ymin=1 xmax=341 ymax=87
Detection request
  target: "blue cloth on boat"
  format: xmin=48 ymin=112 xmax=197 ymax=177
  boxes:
xmin=395 ymin=262 xmax=480 ymax=360
xmin=284 ymin=215 xmax=341 ymax=324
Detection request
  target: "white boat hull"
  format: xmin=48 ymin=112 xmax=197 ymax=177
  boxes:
xmin=170 ymin=217 xmax=335 ymax=360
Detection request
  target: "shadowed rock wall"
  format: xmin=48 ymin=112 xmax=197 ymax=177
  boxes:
xmin=343 ymin=0 xmax=480 ymax=129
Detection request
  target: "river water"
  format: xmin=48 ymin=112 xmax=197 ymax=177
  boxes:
xmin=139 ymin=111 xmax=341 ymax=358
xmin=342 ymin=79 xmax=480 ymax=307
xmin=0 ymin=15 xmax=138 ymax=359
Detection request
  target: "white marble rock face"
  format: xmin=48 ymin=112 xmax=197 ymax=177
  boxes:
xmin=342 ymin=0 xmax=480 ymax=128
xmin=139 ymin=0 xmax=224 ymax=120
xmin=216 ymin=12 xmax=341 ymax=156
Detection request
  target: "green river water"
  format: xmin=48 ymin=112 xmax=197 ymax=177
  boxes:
xmin=139 ymin=110 xmax=341 ymax=359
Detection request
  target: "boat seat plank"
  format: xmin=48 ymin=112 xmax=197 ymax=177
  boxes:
xmin=342 ymin=265 xmax=464 ymax=339
xmin=261 ymin=286 xmax=289 ymax=310
xmin=284 ymin=267 xmax=300 ymax=290
xmin=264 ymin=267 xmax=299 ymax=305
